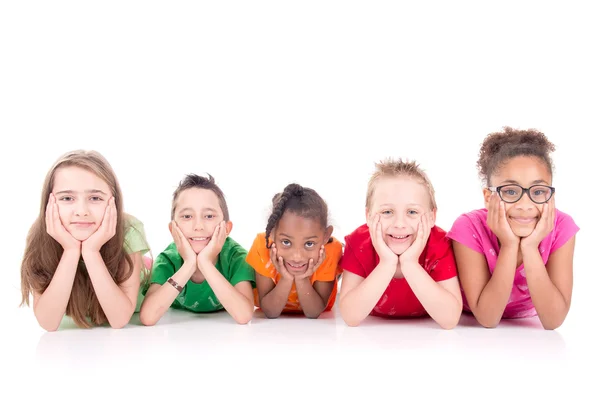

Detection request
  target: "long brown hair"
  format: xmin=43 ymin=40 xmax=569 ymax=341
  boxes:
xmin=20 ymin=150 xmax=135 ymax=328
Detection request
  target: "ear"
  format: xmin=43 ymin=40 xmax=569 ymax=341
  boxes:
xmin=430 ymin=209 xmax=437 ymax=225
xmin=225 ymin=220 xmax=233 ymax=235
xmin=483 ymin=187 xmax=492 ymax=209
xmin=168 ymin=221 xmax=174 ymax=235
xmin=365 ymin=207 xmax=370 ymax=225
xmin=324 ymin=225 xmax=333 ymax=243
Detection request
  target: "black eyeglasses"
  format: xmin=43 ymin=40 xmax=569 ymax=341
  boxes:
xmin=488 ymin=184 xmax=555 ymax=204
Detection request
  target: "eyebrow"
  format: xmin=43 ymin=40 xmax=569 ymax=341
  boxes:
xmin=378 ymin=203 xmax=424 ymax=208
xmin=178 ymin=207 xmax=219 ymax=213
xmin=499 ymin=179 xmax=550 ymax=185
xmin=55 ymin=189 xmax=108 ymax=195
xmin=278 ymin=233 xmax=319 ymax=240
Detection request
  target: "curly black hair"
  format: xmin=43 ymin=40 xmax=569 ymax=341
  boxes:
xmin=477 ymin=126 xmax=555 ymax=185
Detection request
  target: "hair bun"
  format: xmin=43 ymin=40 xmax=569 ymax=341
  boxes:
xmin=284 ymin=183 xmax=304 ymax=197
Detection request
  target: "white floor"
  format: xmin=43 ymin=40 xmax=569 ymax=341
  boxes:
xmin=5 ymin=297 xmax=598 ymax=400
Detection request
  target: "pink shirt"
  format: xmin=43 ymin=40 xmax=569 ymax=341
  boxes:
xmin=447 ymin=208 xmax=579 ymax=318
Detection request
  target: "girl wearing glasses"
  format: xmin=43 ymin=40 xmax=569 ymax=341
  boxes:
xmin=447 ymin=127 xmax=579 ymax=329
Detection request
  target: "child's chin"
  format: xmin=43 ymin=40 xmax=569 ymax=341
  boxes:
xmin=386 ymin=242 xmax=410 ymax=256
xmin=69 ymin=232 xmax=92 ymax=242
xmin=287 ymin=267 xmax=308 ymax=276
xmin=514 ymin=229 xmax=535 ymax=239
xmin=190 ymin=242 xmax=209 ymax=253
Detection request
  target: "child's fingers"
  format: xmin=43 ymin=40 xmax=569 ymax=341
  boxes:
xmin=45 ymin=194 xmax=53 ymax=229
xmin=169 ymin=221 xmax=179 ymax=243
xmin=278 ymin=256 xmax=286 ymax=272
xmin=52 ymin=200 xmax=62 ymax=232
xmin=108 ymin=198 xmax=117 ymax=237
xmin=46 ymin=196 xmax=55 ymax=234
xmin=211 ymin=222 xmax=221 ymax=242
xmin=173 ymin=223 xmax=186 ymax=248
xmin=318 ymin=246 xmax=325 ymax=266
xmin=415 ymin=220 xmax=423 ymax=245
xmin=499 ymin=199 xmax=508 ymax=226
xmin=375 ymin=216 xmax=386 ymax=247
xmin=270 ymin=246 xmax=281 ymax=272
xmin=219 ymin=221 xmax=227 ymax=243
xmin=542 ymin=202 xmax=551 ymax=232
xmin=487 ymin=194 xmax=496 ymax=226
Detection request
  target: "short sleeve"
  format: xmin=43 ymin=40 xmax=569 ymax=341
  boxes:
xmin=427 ymin=234 xmax=458 ymax=282
xmin=339 ymin=240 xmax=367 ymax=278
xmin=446 ymin=213 xmax=484 ymax=254
xmin=123 ymin=216 xmax=151 ymax=255
xmin=551 ymin=212 xmax=580 ymax=252
xmin=313 ymin=239 xmax=343 ymax=282
xmin=245 ymin=234 xmax=276 ymax=279
xmin=149 ymin=252 xmax=176 ymax=287
xmin=228 ymin=247 xmax=257 ymax=288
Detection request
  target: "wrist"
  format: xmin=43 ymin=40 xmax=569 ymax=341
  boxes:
xmin=81 ymin=248 xmax=101 ymax=262
xmin=81 ymin=240 xmax=102 ymax=254
xmin=378 ymin=260 xmax=398 ymax=272
xmin=279 ymin=275 xmax=294 ymax=284
xmin=399 ymin=259 xmax=420 ymax=272
xmin=62 ymin=248 xmax=81 ymax=258
xmin=520 ymin=240 xmax=540 ymax=253
xmin=294 ymin=275 xmax=311 ymax=284
xmin=182 ymin=260 xmax=197 ymax=273
xmin=499 ymin=240 xmax=520 ymax=253
xmin=499 ymin=236 xmax=520 ymax=248
xmin=197 ymin=256 xmax=217 ymax=272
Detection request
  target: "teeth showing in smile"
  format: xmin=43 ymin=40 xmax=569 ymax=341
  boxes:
xmin=190 ymin=237 xmax=209 ymax=241
xmin=391 ymin=235 xmax=409 ymax=239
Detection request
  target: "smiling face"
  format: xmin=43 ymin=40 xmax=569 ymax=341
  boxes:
xmin=272 ymin=211 xmax=332 ymax=276
xmin=484 ymin=155 xmax=552 ymax=238
xmin=52 ymin=166 xmax=112 ymax=241
xmin=173 ymin=187 xmax=231 ymax=254
xmin=366 ymin=176 xmax=435 ymax=256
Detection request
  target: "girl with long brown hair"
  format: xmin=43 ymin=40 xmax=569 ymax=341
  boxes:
xmin=20 ymin=150 xmax=150 ymax=331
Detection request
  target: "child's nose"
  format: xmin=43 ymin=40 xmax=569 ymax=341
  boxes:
xmin=193 ymin=219 xmax=204 ymax=231
xmin=515 ymin=193 xmax=535 ymax=210
xmin=290 ymin=248 xmax=304 ymax=263
xmin=75 ymin=199 xmax=89 ymax=216
xmin=392 ymin=214 xmax=408 ymax=229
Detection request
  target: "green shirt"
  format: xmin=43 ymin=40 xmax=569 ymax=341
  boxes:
xmin=122 ymin=215 xmax=151 ymax=312
xmin=124 ymin=215 xmax=151 ymax=256
xmin=148 ymin=237 xmax=256 ymax=313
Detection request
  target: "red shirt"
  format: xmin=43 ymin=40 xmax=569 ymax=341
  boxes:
xmin=340 ymin=224 xmax=457 ymax=318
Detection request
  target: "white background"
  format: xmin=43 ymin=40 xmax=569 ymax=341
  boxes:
xmin=1 ymin=1 xmax=598 ymax=398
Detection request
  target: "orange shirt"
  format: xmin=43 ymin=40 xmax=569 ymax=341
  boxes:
xmin=246 ymin=233 xmax=343 ymax=313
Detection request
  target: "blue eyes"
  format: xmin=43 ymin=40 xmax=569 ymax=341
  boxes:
xmin=380 ymin=209 xmax=419 ymax=216
xmin=59 ymin=196 xmax=103 ymax=202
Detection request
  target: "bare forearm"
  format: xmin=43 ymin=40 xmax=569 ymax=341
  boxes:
xmin=401 ymin=262 xmax=461 ymax=329
xmin=295 ymin=278 xmax=326 ymax=319
xmin=82 ymin=251 xmax=136 ymax=329
xmin=522 ymin=247 xmax=569 ymax=330
xmin=473 ymin=245 xmax=519 ymax=328
xmin=259 ymin=277 xmax=293 ymax=318
xmin=340 ymin=263 xmax=395 ymax=326
xmin=199 ymin=261 xmax=254 ymax=324
xmin=33 ymin=249 xmax=80 ymax=331
xmin=139 ymin=261 xmax=196 ymax=326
